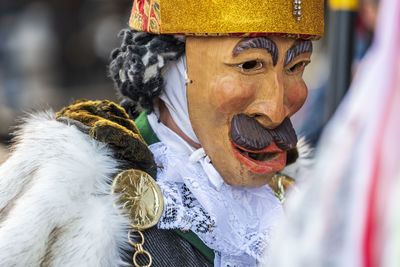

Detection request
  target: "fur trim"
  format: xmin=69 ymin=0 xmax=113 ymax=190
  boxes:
xmin=0 ymin=145 xmax=8 ymax=165
xmin=280 ymin=137 xmax=313 ymax=183
xmin=0 ymin=112 xmax=130 ymax=267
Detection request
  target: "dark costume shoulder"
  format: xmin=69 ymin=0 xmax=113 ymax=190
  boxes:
xmin=127 ymin=227 xmax=213 ymax=267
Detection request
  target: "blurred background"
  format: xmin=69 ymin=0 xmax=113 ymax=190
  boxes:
xmin=0 ymin=0 xmax=380 ymax=163
xmin=0 ymin=0 xmax=131 ymax=160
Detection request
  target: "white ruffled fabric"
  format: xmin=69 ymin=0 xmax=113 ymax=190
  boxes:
xmin=150 ymin=141 xmax=283 ymax=266
xmin=159 ymin=56 xmax=199 ymax=144
xmin=148 ymin=56 xmax=284 ymax=266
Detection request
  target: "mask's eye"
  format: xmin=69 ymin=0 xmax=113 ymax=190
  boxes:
xmin=237 ymin=60 xmax=263 ymax=72
xmin=287 ymin=61 xmax=310 ymax=74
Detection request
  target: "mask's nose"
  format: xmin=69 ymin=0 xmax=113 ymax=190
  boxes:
xmin=246 ymin=73 xmax=289 ymax=129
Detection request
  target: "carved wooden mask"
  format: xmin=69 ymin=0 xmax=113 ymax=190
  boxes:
xmin=186 ymin=36 xmax=312 ymax=187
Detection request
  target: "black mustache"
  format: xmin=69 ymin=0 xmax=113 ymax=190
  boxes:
xmin=230 ymin=114 xmax=297 ymax=151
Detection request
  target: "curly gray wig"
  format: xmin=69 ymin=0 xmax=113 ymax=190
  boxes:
xmin=109 ymin=29 xmax=185 ymax=118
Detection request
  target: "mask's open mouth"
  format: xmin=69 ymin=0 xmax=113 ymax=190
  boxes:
xmin=234 ymin=144 xmax=280 ymax=162
xmin=231 ymin=141 xmax=287 ymax=174
xmin=229 ymin=114 xmax=297 ymax=174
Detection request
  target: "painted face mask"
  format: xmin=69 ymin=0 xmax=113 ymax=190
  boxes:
xmin=186 ymin=36 xmax=312 ymax=187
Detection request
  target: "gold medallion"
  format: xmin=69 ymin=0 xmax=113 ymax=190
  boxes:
xmin=111 ymin=169 xmax=164 ymax=230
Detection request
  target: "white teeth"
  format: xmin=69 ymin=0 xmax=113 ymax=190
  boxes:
xmin=243 ymin=151 xmax=249 ymax=157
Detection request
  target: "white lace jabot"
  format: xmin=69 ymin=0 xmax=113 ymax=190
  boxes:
xmin=147 ymin=113 xmax=284 ymax=267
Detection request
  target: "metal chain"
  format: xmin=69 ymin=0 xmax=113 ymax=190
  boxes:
xmin=128 ymin=229 xmax=153 ymax=267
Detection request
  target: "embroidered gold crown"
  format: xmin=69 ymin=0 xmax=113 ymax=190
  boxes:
xmin=129 ymin=0 xmax=324 ymax=39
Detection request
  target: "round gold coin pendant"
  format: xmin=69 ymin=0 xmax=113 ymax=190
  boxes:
xmin=111 ymin=169 xmax=164 ymax=230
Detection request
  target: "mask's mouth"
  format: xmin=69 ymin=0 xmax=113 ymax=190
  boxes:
xmin=230 ymin=114 xmax=297 ymax=174
xmin=239 ymin=149 xmax=279 ymax=162
xmin=233 ymin=142 xmax=281 ymax=161
xmin=231 ymin=141 xmax=287 ymax=174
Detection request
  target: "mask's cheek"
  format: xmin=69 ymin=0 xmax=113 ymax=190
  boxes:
xmin=210 ymin=77 xmax=256 ymax=114
xmin=285 ymin=81 xmax=308 ymax=115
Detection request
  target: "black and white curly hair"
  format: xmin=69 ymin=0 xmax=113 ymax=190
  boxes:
xmin=109 ymin=29 xmax=186 ymax=118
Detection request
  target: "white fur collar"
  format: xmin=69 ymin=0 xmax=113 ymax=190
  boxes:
xmin=281 ymin=137 xmax=313 ymax=183
xmin=0 ymin=111 xmax=312 ymax=266
xmin=0 ymin=112 xmax=130 ymax=267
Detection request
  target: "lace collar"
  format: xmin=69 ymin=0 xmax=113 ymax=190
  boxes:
xmin=147 ymin=113 xmax=284 ymax=266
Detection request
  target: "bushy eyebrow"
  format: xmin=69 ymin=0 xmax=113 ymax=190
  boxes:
xmin=233 ymin=37 xmax=278 ymax=66
xmin=285 ymin=40 xmax=312 ymax=66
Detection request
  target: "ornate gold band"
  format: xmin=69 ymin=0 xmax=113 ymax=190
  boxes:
xmin=129 ymin=0 xmax=324 ymax=39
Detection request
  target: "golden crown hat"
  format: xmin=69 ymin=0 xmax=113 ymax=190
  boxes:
xmin=129 ymin=0 xmax=324 ymax=39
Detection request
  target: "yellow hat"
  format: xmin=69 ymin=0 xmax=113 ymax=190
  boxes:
xmin=129 ymin=0 xmax=324 ymax=39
